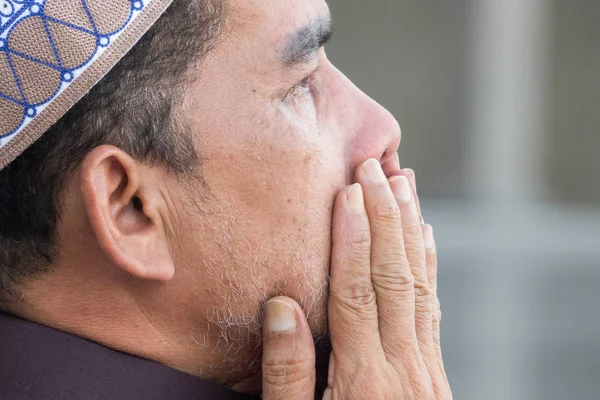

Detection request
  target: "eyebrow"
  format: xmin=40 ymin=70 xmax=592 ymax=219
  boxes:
xmin=281 ymin=16 xmax=333 ymax=66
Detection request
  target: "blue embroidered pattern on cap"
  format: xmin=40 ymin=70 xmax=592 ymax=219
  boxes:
xmin=0 ymin=0 xmax=146 ymax=147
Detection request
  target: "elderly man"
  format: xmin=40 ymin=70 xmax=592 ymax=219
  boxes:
xmin=0 ymin=0 xmax=452 ymax=399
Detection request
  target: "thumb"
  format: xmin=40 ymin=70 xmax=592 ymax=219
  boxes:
xmin=262 ymin=297 xmax=316 ymax=400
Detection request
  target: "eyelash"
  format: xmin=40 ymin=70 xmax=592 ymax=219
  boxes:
xmin=283 ymin=75 xmax=313 ymax=102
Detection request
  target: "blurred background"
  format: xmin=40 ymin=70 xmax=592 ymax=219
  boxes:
xmin=327 ymin=0 xmax=600 ymax=399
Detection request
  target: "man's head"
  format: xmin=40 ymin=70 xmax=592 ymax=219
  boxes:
xmin=0 ymin=0 xmax=400 ymax=387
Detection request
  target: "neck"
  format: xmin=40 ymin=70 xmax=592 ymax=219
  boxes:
xmin=3 ymin=262 xmax=265 ymax=394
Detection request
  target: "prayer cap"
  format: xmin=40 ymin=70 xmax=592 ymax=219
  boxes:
xmin=0 ymin=0 xmax=175 ymax=169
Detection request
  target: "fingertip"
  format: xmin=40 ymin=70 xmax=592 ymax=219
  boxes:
xmin=381 ymin=152 xmax=401 ymax=176
xmin=265 ymin=298 xmax=299 ymax=333
xmin=262 ymin=297 xmax=316 ymax=399
xmin=389 ymin=175 xmax=412 ymax=204
xmin=423 ymin=225 xmax=438 ymax=291
xmin=422 ymin=224 xmax=436 ymax=252
xmin=346 ymin=183 xmax=365 ymax=213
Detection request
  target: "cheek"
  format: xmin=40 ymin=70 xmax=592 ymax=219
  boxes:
xmin=195 ymin=81 xmax=347 ymax=248
xmin=237 ymin=143 xmax=333 ymax=227
xmin=278 ymin=93 xmax=318 ymax=129
xmin=206 ymin=102 xmax=339 ymax=209
xmin=204 ymin=121 xmax=344 ymax=244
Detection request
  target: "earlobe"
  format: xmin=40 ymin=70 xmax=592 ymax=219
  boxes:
xmin=80 ymin=145 xmax=175 ymax=282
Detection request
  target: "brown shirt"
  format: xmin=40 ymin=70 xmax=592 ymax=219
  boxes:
xmin=0 ymin=313 xmax=259 ymax=400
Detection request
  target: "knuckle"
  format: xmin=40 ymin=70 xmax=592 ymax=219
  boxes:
xmin=334 ymin=230 xmax=371 ymax=268
xmin=332 ymin=280 xmax=378 ymax=317
xmin=338 ymin=288 xmax=378 ymax=312
xmin=344 ymin=229 xmax=372 ymax=257
xmin=431 ymin=302 xmax=442 ymax=323
xmin=371 ymin=264 xmax=415 ymax=293
xmin=428 ymin=278 xmax=438 ymax=293
xmin=372 ymin=202 xmax=402 ymax=225
xmin=413 ymin=281 xmax=433 ymax=299
xmin=403 ymin=222 xmax=424 ymax=238
xmin=262 ymin=358 xmax=314 ymax=389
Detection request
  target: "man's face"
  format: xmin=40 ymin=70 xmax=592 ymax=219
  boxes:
xmin=171 ymin=0 xmax=400 ymax=350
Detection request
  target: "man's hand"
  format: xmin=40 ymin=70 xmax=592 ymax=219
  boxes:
xmin=261 ymin=158 xmax=452 ymax=399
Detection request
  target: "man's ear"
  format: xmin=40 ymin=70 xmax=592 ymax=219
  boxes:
xmin=80 ymin=145 xmax=175 ymax=281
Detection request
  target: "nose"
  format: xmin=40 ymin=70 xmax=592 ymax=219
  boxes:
xmin=352 ymin=93 xmax=402 ymax=167
xmin=330 ymin=67 xmax=401 ymax=173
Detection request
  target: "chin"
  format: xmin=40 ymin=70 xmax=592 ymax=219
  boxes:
xmin=295 ymin=262 xmax=330 ymax=339
xmin=306 ymin=300 xmax=329 ymax=337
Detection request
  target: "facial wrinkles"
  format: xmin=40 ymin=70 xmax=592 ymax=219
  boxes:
xmin=275 ymin=61 xmax=328 ymax=137
xmin=276 ymin=95 xmax=318 ymax=135
xmin=172 ymin=0 xmax=335 ymax=385
xmin=180 ymin=192 xmax=328 ymax=381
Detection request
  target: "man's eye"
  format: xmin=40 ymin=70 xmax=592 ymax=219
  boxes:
xmin=283 ymin=76 xmax=312 ymax=102
xmin=295 ymin=77 xmax=311 ymax=91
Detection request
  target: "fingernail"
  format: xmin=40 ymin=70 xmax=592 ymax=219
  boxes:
xmin=362 ymin=159 xmax=386 ymax=182
xmin=389 ymin=176 xmax=411 ymax=204
xmin=405 ymin=168 xmax=415 ymax=180
xmin=346 ymin=184 xmax=365 ymax=212
xmin=423 ymin=224 xmax=435 ymax=250
xmin=265 ymin=300 xmax=297 ymax=333
xmin=393 ymin=153 xmax=400 ymax=170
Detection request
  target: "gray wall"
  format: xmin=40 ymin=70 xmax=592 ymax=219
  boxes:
xmin=328 ymin=0 xmax=468 ymax=198
xmin=327 ymin=1 xmax=600 ymax=399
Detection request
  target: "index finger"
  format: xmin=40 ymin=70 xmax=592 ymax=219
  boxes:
xmin=328 ymin=183 xmax=383 ymax=363
xmin=354 ymin=161 xmax=420 ymax=356
xmin=388 ymin=167 xmax=423 ymax=224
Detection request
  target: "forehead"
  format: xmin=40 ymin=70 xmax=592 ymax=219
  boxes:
xmin=228 ymin=0 xmax=330 ymax=43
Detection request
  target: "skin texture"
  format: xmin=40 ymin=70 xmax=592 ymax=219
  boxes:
xmin=0 ymin=0 xmax=431 ymax=394
xmin=260 ymin=160 xmax=453 ymax=399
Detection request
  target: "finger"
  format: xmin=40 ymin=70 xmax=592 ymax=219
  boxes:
xmin=423 ymin=225 xmax=441 ymax=353
xmin=404 ymin=169 xmax=423 ymax=224
xmin=389 ymin=177 xmax=442 ymax=385
xmin=328 ymin=183 xmax=382 ymax=363
xmin=262 ymin=297 xmax=316 ymax=400
xmin=423 ymin=225 xmax=453 ymax=398
xmin=389 ymin=176 xmax=431 ymax=330
xmin=381 ymin=152 xmax=401 ymax=177
xmin=387 ymin=168 xmax=423 ymax=224
xmin=354 ymin=159 xmax=420 ymax=360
